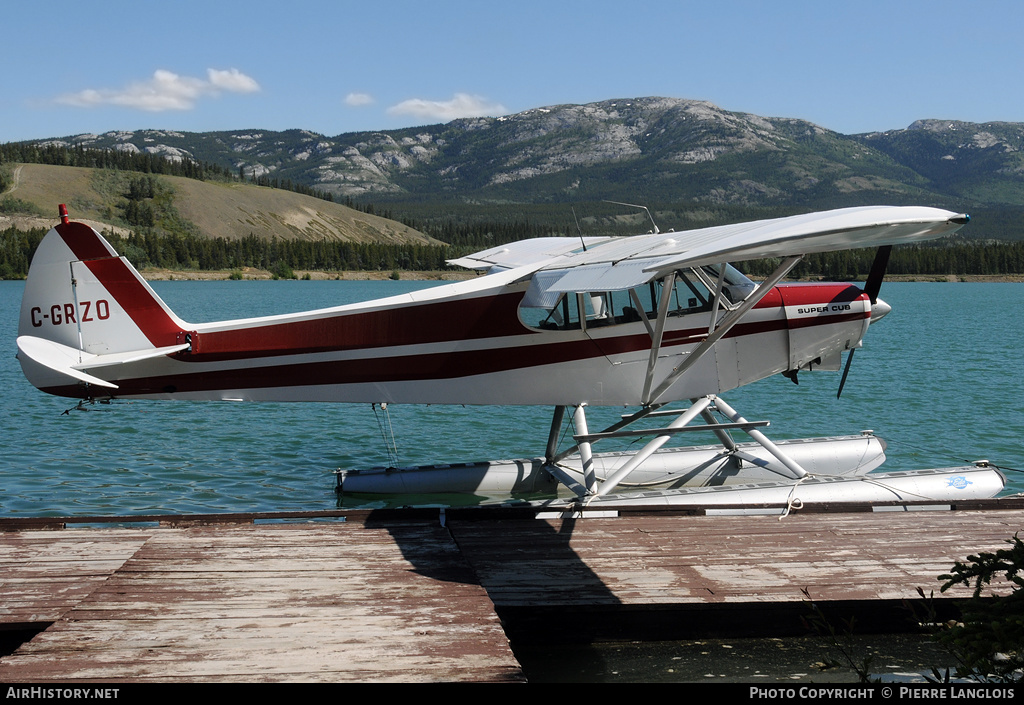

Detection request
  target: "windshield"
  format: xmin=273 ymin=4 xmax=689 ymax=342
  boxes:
xmin=520 ymin=268 xmax=745 ymax=331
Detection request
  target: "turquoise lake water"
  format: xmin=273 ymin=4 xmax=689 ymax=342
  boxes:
xmin=2 ymin=278 xmax=1022 ymax=517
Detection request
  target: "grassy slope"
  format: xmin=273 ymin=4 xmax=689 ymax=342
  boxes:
xmin=2 ymin=163 xmax=440 ymax=245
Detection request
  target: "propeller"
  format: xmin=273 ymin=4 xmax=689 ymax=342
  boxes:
xmin=863 ymin=244 xmax=892 ymax=306
xmin=837 ymin=245 xmax=892 ymax=399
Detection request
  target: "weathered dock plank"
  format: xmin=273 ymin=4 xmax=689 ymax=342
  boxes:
xmin=448 ymin=508 xmax=1023 ymax=607
xmin=0 ymin=502 xmax=1021 ymax=682
xmin=0 ymin=529 xmax=155 ymax=623
xmin=0 ymin=519 xmax=523 ymax=683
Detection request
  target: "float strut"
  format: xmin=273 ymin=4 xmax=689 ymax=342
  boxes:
xmin=573 ymin=404 xmax=598 ymax=494
xmin=712 ymin=396 xmax=808 ymax=480
xmin=545 ymin=406 xmax=566 ymax=465
xmin=595 ymin=396 xmax=713 ymax=497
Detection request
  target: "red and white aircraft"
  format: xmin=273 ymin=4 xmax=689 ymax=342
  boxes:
xmin=16 ymin=204 xmax=1004 ymax=506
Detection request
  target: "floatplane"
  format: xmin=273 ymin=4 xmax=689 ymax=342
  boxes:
xmin=16 ymin=204 xmax=1005 ymax=511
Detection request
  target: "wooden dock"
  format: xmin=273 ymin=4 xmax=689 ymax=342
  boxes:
xmin=0 ymin=499 xmax=1021 ymax=682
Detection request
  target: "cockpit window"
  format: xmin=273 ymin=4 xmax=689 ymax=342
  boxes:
xmin=624 ymin=271 xmax=713 ymax=320
xmin=523 ymin=292 xmax=582 ymax=330
xmin=520 ymin=268 xmax=741 ymax=332
xmin=697 ymin=264 xmax=756 ymax=304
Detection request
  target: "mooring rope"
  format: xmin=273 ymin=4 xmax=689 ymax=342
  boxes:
xmin=780 ymin=476 xmax=808 ymax=519
xmin=372 ymin=402 xmax=399 ymax=468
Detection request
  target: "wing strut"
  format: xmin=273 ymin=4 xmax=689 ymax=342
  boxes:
xmin=640 ymin=272 xmax=677 ymax=404
xmin=707 ymin=263 xmax=728 ymax=334
xmin=643 ymin=255 xmax=803 ymax=406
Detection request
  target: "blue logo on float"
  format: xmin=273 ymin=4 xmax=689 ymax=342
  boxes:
xmin=946 ymin=476 xmax=972 ymax=490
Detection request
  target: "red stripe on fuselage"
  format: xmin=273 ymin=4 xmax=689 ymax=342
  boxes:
xmin=189 ymin=291 xmax=531 ymax=360
xmin=87 ymin=336 xmax=607 ymax=396
xmin=186 ymin=284 xmax=864 ymax=362
xmin=776 ymin=282 xmax=867 ymax=307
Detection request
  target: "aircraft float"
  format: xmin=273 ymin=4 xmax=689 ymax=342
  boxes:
xmin=16 ymin=204 xmax=1005 ymax=511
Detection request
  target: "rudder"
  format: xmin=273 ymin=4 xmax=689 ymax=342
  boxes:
xmin=17 ymin=205 xmax=190 ymax=396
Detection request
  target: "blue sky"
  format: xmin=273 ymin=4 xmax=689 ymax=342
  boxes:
xmin=3 ymin=0 xmax=1022 ymax=142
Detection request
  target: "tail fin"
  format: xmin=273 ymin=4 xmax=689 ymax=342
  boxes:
xmin=17 ymin=205 xmax=191 ymax=397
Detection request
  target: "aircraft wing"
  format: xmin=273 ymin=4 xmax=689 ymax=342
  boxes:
xmin=524 ymin=206 xmax=967 ymax=295
xmin=638 ymin=205 xmax=968 ymax=275
xmin=447 ymin=236 xmax=611 ymax=271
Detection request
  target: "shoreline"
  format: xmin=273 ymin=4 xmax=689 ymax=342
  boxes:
xmin=138 ymin=267 xmax=1024 ymax=283
xmin=140 ymin=267 xmax=479 ymax=282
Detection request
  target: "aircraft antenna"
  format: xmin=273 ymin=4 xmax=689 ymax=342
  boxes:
xmin=572 ymin=207 xmax=587 ymax=251
xmin=603 ymin=200 xmax=660 ymax=234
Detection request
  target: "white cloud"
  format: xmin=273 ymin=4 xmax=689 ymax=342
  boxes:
xmin=207 ymin=68 xmax=261 ymax=94
xmin=345 ymin=92 xmax=375 ymax=107
xmin=56 ymin=68 xmax=261 ymax=112
xmin=387 ymin=93 xmax=508 ymax=121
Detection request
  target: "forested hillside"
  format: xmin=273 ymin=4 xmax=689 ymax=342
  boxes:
xmin=5 ymin=95 xmax=1024 ymax=278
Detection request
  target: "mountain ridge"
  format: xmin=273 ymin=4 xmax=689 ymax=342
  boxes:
xmin=11 ymin=96 xmax=1024 ymax=238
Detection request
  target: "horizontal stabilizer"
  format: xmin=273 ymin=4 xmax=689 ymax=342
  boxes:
xmin=17 ymin=336 xmax=188 ymax=390
xmin=16 ymin=336 xmax=119 ymax=389
xmin=73 ymin=342 xmax=191 ymax=370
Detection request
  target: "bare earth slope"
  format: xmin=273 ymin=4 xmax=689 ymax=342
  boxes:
xmin=1 ymin=163 xmax=438 ymax=245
